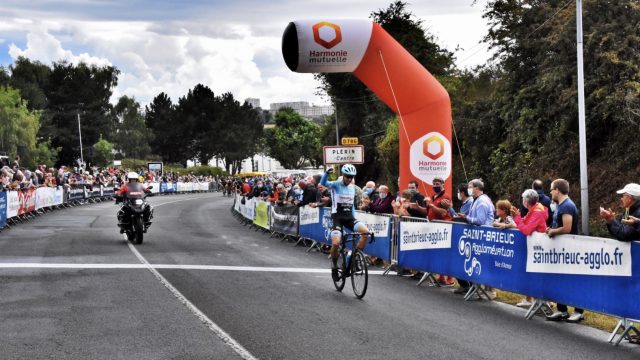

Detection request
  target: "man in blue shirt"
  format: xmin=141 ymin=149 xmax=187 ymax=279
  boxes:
xmin=545 ymin=178 xmax=583 ymax=322
xmin=454 ymin=178 xmax=494 ymax=294
xmin=459 ymin=178 xmax=494 ymax=226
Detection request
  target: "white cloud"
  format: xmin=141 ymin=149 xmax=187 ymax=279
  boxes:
xmin=1 ymin=1 xmax=491 ymax=109
xmin=8 ymin=25 xmax=111 ymax=67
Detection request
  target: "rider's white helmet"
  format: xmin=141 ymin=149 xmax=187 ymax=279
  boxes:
xmin=127 ymin=172 xmax=139 ymax=182
xmin=341 ymin=164 xmax=357 ymax=176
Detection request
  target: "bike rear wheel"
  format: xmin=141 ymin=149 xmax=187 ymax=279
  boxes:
xmin=332 ymin=250 xmax=346 ymax=292
xmin=351 ymin=249 xmax=368 ymax=299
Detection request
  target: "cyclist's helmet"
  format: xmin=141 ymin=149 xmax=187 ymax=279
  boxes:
xmin=127 ymin=172 xmax=139 ymax=182
xmin=341 ymin=164 xmax=357 ymax=176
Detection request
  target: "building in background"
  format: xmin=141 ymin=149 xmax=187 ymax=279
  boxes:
xmin=244 ymin=98 xmax=261 ymax=109
xmin=269 ymin=101 xmax=333 ymax=121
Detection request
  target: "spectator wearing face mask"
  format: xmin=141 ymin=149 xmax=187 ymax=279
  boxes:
xmin=403 ymin=180 xmax=426 ymax=218
xmin=363 ymin=181 xmax=379 ymax=203
xmin=361 ymin=185 xmax=393 ymax=214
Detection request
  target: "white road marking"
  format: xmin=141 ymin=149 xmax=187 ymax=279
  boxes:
xmin=127 ymin=242 xmax=259 ymax=360
xmin=0 ymin=262 xmax=386 ymax=274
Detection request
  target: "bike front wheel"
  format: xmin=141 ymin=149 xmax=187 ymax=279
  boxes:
xmin=351 ymin=249 xmax=368 ymax=299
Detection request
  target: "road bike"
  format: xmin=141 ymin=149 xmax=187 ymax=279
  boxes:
xmin=332 ymin=231 xmax=374 ymax=299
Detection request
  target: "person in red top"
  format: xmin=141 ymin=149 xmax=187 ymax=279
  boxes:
xmin=116 ymin=172 xmax=150 ymax=196
xmin=241 ymin=180 xmax=251 ymax=196
xmin=426 ymin=177 xmax=453 ymax=221
xmin=406 ymin=177 xmax=454 ymax=285
xmin=406 ymin=177 xmax=453 ymax=221
xmin=511 ymin=189 xmax=548 ymax=235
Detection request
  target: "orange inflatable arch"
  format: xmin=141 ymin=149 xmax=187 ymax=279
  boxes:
xmin=282 ymin=19 xmax=453 ymax=198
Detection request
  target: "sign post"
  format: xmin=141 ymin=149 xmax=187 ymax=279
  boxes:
xmin=323 ymin=145 xmax=364 ymax=165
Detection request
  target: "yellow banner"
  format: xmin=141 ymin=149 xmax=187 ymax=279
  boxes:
xmin=253 ymin=201 xmax=269 ymax=229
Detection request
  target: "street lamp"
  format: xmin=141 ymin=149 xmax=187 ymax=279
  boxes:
xmin=77 ymin=103 xmax=84 ymax=169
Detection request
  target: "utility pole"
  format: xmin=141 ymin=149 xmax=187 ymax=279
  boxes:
xmin=334 ymin=101 xmax=339 ymax=145
xmin=576 ymin=0 xmax=589 ymax=235
xmin=77 ymin=104 xmax=84 ymax=169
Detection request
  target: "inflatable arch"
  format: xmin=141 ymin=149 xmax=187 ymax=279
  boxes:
xmin=282 ymin=19 xmax=453 ymax=198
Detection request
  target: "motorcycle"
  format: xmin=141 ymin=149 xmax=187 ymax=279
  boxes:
xmin=116 ymin=184 xmax=153 ymax=244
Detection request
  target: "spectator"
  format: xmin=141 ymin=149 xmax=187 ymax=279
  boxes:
xmin=511 ymin=189 xmax=548 ymax=236
xmin=311 ymin=182 xmax=331 ymax=208
xmin=452 ymin=183 xmax=473 ymax=221
xmin=296 ymin=178 xmax=317 ymax=207
xmin=427 ymin=177 xmax=453 ymax=222
xmin=405 ymin=180 xmax=426 ymax=218
xmin=493 ymin=200 xmax=516 ymax=230
xmin=544 ymin=178 xmax=583 ymax=322
xmin=454 ymin=178 xmax=494 ymax=294
xmin=269 ymin=183 xmax=287 ymax=205
xmin=363 ymin=181 xmax=380 ymax=203
xmin=521 ymin=179 xmax=553 ymax=226
xmin=392 ymin=190 xmax=413 ymax=217
xmin=362 ymin=185 xmax=393 ymax=214
xmin=458 ymin=179 xmax=494 ymax=226
xmin=599 ymin=183 xmax=640 ymax=242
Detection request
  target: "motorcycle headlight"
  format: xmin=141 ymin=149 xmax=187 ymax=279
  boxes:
xmin=134 ymin=199 xmax=144 ymax=205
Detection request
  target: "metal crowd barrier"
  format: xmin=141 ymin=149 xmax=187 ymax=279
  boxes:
xmin=1 ymin=182 xmax=218 ymax=232
xmin=230 ymin=200 xmax=640 ymax=345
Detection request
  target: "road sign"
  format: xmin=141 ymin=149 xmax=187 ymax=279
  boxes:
xmin=323 ymin=145 xmax=365 ymax=165
xmin=341 ymin=137 xmax=359 ymax=145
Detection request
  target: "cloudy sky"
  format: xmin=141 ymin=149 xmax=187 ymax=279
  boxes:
xmin=0 ymin=0 xmax=492 ymax=109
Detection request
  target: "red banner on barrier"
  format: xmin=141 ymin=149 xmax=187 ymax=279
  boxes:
xmin=18 ymin=188 xmax=36 ymax=215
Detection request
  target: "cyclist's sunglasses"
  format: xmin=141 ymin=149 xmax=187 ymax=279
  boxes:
xmin=343 ymin=175 xmax=354 ymax=179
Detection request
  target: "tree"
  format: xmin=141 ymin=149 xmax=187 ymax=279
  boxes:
xmin=453 ymin=0 xmax=640 ymax=223
xmin=216 ymin=93 xmax=263 ymax=174
xmin=145 ymin=92 xmax=177 ymax=163
xmin=113 ymin=96 xmax=151 ymax=160
xmin=92 ymin=135 xmax=114 ymax=167
xmin=0 ymin=86 xmax=57 ymax=168
xmin=174 ymin=84 xmax=219 ymax=165
xmin=43 ymin=60 xmax=119 ymax=166
xmin=265 ymin=108 xmax=321 ymax=170
xmin=8 ymin=57 xmax=51 ymax=111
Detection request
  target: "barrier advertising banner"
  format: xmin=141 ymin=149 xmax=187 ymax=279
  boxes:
xmin=7 ymin=191 xmax=19 ymax=218
xmin=160 ymin=182 xmax=177 ymax=193
xmin=242 ymin=197 xmax=255 ymax=220
xmin=67 ymin=187 xmax=85 ymax=201
xmin=0 ymin=192 xmax=7 ymax=228
xmin=253 ymin=201 xmax=270 ymax=229
xmin=101 ymin=186 xmax=115 ymax=197
xmin=234 ymin=195 xmax=242 ymax=213
xmin=270 ymin=204 xmax=299 ymax=236
xmin=397 ymin=220 xmax=640 ymax=321
xmin=18 ymin=188 xmax=36 ymax=215
xmin=298 ymin=205 xmax=324 ymax=241
xmin=354 ymin=211 xmax=392 ymax=261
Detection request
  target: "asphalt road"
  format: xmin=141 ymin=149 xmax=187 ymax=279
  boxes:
xmin=1 ymin=193 xmax=638 ymax=359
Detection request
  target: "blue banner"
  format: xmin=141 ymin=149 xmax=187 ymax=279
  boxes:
xmin=298 ymin=206 xmax=325 ymax=241
xmin=397 ymin=220 xmax=640 ymax=320
xmin=160 ymin=182 xmax=177 ymax=193
xmin=354 ymin=211 xmax=392 ymax=261
xmin=0 ymin=192 xmax=7 ymax=228
xmin=297 ymin=206 xmax=392 ymax=261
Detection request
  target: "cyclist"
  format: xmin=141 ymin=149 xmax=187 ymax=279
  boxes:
xmin=320 ymin=164 xmax=370 ymax=281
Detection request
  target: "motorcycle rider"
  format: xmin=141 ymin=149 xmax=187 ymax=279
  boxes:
xmin=116 ymin=172 xmax=153 ymax=233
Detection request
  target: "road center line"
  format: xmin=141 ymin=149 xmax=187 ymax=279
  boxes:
xmin=126 ymin=242 xmax=258 ymax=360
